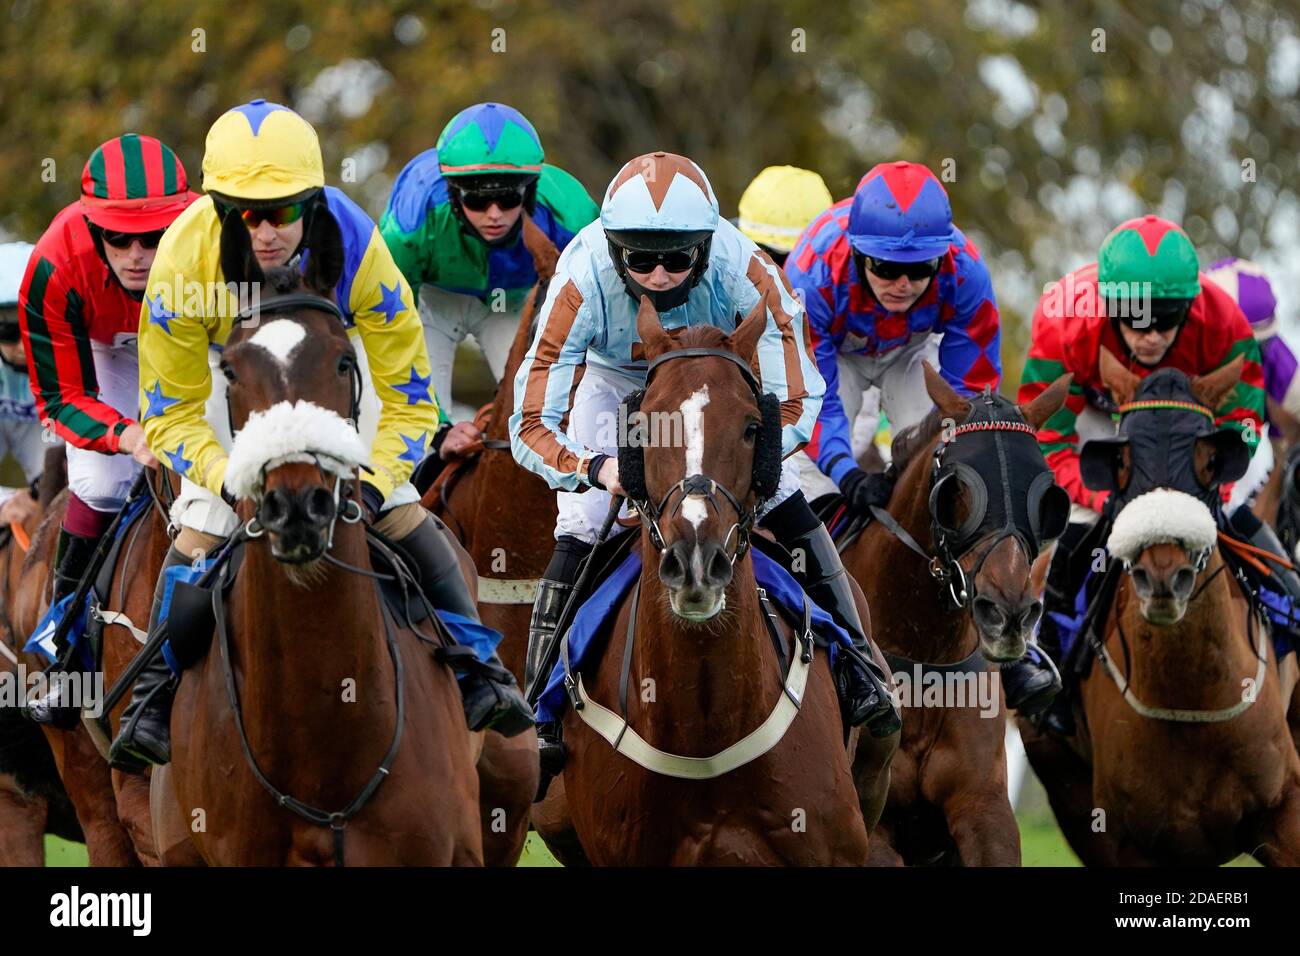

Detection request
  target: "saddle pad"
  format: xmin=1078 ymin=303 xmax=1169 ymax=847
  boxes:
xmin=535 ymin=547 xmax=853 ymax=724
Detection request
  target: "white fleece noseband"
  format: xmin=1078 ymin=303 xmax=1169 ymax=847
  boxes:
xmin=1106 ymin=488 xmax=1217 ymax=564
xmin=225 ymin=400 xmax=370 ymax=499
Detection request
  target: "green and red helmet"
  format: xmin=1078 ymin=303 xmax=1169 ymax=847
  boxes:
xmin=80 ymin=134 xmax=196 ymax=232
xmin=1098 ymin=215 xmax=1200 ymax=300
xmin=436 ymin=102 xmax=544 ymax=179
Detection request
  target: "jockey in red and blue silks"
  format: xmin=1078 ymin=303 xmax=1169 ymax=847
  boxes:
xmin=786 ymin=161 xmax=1058 ymax=716
xmin=785 ymin=161 xmax=1002 ymax=509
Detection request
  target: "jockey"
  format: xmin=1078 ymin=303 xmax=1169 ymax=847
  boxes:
xmin=1020 ymin=215 xmax=1269 ymax=733
xmin=0 ymin=242 xmax=47 ymax=528
xmin=20 ymin=137 xmax=196 ymax=727
xmin=380 ymin=102 xmax=599 ymax=410
xmin=1204 ymin=258 xmax=1300 ymax=508
xmin=510 ymin=151 xmax=901 ymax=772
xmin=108 ymin=100 xmax=532 ymax=770
xmin=784 ymin=161 xmax=1060 ymax=716
xmin=734 ymin=165 xmax=833 ymax=268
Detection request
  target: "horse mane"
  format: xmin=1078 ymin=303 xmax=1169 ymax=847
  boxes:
xmin=672 ymin=325 xmax=729 ymax=350
xmin=889 ymin=407 xmax=946 ymax=471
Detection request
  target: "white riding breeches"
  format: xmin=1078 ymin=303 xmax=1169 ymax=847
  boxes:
xmin=554 ymin=364 xmax=802 ymax=544
xmin=419 ymin=283 xmax=522 ymax=410
xmin=796 ymin=331 xmax=942 ymax=499
xmin=66 ymin=338 xmax=142 ymax=513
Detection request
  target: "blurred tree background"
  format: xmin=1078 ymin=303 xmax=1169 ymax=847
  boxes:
xmin=2 ymin=0 xmax=1298 ymax=388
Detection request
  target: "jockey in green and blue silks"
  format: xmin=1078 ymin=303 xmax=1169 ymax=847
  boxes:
xmin=380 ymin=102 xmax=598 ymax=423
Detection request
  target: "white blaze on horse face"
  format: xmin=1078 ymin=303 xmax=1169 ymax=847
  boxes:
xmin=679 ymin=385 xmax=711 ymax=528
xmin=248 ymin=319 xmax=307 ymax=373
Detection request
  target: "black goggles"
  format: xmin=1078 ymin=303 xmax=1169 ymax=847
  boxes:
xmin=453 ymin=183 xmax=528 ymax=212
xmin=101 ymin=228 xmax=165 ymax=250
xmin=863 ymin=255 xmax=942 ymax=281
xmin=1110 ymin=298 xmax=1192 ymax=333
xmin=621 ymin=245 xmax=701 ymax=274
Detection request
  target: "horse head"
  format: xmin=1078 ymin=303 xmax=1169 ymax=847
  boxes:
xmin=621 ymin=293 xmax=780 ymax=623
xmin=221 ymin=241 xmax=368 ymax=569
xmin=1082 ymin=348 xmax=1248 ymax=624
xmin=905 ymin=363 xmax=1071 ymax=661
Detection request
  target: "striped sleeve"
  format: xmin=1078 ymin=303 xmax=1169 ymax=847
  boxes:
xmin=746 ymin=254 xmax=823 ymax=459
xmin=1211 ymin=315 xmax=1266 ymax=456
xmin=18 ymin=253 xmax=131 ymax=453
xmin=508 ymin=278 xmax=596 ymax=491
xmin=1018 ymin=310 xmax=1104 ymax=512
xmin=350 ymin=228 xmax=439 ymax=501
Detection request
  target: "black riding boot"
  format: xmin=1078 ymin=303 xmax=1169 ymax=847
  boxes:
xmin=395 ymin=514 xmax=533 ymax=737
xmin=108 ymin=546 xmax=188 ymax=772
xmin=526 ymin=535 xmax=591 ymax=796
xmin=25 ymin=528 xmax=100 ymax=729
xmin=999 ymin=644 xmax=1062 ymax=718
xmin=765 ymin=494 xmax=901 ymax=738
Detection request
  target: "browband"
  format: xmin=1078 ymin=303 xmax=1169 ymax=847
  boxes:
xmin=236 ymin=292 xmax=346 ymax=326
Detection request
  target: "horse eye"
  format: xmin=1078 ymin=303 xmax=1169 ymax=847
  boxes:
xmin=743 ymin=422 xmax=759 ymax=443
xmin=338 ymin=354 xmax=356 ymax=375
xmin=220 ymin=361 xmax=237 ymax=384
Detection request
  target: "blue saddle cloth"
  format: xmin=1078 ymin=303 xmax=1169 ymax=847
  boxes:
xmin=25 ymin=495 xmax=151 ymax=668
xmin=536 ymin=547 xmax=852 ymax=724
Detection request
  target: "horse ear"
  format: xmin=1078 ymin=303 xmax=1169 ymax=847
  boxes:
xmin=1019 ymin=373 xmax=1072 ymax=431
xmin=300 ymin=199 xmax=344 ymax=297
xmin=1190 ymin=354 xmax=1244 ymax=412
xmin=636 ymin=295 xmax=672 ymax=360
xmin=922 ymin=361 xmax=970 ymax=420
xmin=728 ymin=291 xmax=768 ymax=363
xmin=521 ymin=214 xmax=559 ymax=282
xmin=219 ymin=207 xmax=265 ymax=290
xmin=1098 ymin=346 xmax=1140 ymax=406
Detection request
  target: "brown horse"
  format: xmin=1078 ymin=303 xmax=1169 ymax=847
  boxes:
xmin=535 ymin=295 xmax=891 ymax=865
xmin=1020 ymin=352 xmax=1300 ymax=866
xmin=423 ymin=215 xmax=560 ymax=683
xmin=9 ymin=467 xmax=171 ymax=867
xmin=152 ymin=273 xmax=484 ymax=865
xmin=844 ymin=365 xmax=1071 ymax=865
xmin=0 ymin=445 xmax=81 ymax=865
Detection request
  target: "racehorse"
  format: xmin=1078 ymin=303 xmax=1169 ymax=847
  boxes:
xmin=842 ymin=364 xmax=1072 ymax=865
xmin=1020 ymin=349 xmax=1300 ymax=865
xmin=422 ymin=214 xmax=560 ymax=682
xmin=535 ymin=294 xmax=892 ymax=865
xmin=0 ymin=445 xmax=82 ymax=865
xmin=151 ymin=266 xmax=485 ymax=865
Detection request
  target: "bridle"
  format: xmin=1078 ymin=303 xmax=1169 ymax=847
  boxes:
xmin=627 ymin=348 xmax=768 ymax=563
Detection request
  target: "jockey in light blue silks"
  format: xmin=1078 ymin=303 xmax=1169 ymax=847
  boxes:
xmin=509 ymin=151 xmax=902 ymax=774
xmin=0 ymin=242 xmax=47 ymax=524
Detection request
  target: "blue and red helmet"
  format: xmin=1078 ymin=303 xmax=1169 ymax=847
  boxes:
xmin=848 ymin=161 xmax=955 ymax=262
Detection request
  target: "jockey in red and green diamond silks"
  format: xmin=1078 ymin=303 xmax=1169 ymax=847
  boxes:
xmin=380 ymin=102 xmax=598 ymax=417
xmin=1018 ymin=214 xmax=1286 ymax=739
xmin=19 ymin=135 xmax=196 ymax=731
xmin=1019 ymin=214 xmax=1264 ymax=518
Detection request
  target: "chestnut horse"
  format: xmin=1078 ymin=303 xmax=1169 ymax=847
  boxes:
xmin=1020 ymin=351 xmax=1300 ymax=865
xmin=843 ymin=365 xmax=1071 ymax=865
xmin=423 ymin=216 xmax=560 ymax=682
xmin=151 ymin=271 xmax=485 ymax=865
xmin=535 ymin=295 xmax=895 ymax=865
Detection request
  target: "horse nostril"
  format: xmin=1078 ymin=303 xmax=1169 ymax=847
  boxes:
xmin=972 ymin=596 xmax=1006 ymax=633
xmin=1018 ymin=600 xmax=1043 ymax=632
xmin=260 ymin=488 xmax=290 ymax=531
xmin=659 ymin=544 xmax=687 ymax=589
xmin=1130 ymin=567 xmax=1152 ymax=596
xmin=303 ymin=486 xmax=336 ymax=524
xmin=704 ymin=543 xmax=733 ymax=589
xmin=1171 ymin=566 xmax=1196 ymax=600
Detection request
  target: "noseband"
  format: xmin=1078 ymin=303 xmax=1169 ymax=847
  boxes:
xmin=628 ymin=348 xmax=767 ymax=563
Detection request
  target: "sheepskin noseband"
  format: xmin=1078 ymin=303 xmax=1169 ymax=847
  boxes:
xmin=225 ymin=400 xmax=370 ymax=499
xmin=1106 ymin=488 xmax=1217 ymax=565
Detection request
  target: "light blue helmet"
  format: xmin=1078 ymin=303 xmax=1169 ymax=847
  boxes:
xmin=0 ymin=242 xmax=36 ymax=309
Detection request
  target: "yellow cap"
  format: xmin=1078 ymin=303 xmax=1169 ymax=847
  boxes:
xmin=737 ymin=165 xmax=833 ymax=253
xmin=201 ymin=99 xmax=325 ymax=201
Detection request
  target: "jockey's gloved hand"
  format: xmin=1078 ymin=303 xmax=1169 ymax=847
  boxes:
xmin=360 ymin=481 xmax=385 ymax=523
xmin=840 ymin=468 xmax=893 ymax=515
